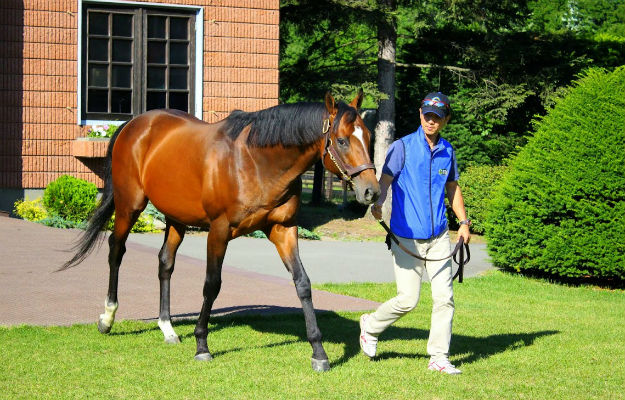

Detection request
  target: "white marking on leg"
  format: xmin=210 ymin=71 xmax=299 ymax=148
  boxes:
xmin=99 ymin=298 xmax=118 ymax=328
xmin=158 ymin=318 xmax=179 ymax=342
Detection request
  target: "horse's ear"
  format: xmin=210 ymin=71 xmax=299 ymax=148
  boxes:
xmin=349 ymin=89 xmax=364 ymax=110
xmin=324 ymin=91 xmax=337 ymax=116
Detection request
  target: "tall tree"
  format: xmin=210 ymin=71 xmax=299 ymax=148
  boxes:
xmin=374 ymin=0 xmax=396 ymax=218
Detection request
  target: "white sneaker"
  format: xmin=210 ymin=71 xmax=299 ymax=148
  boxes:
xmin=428 ymin=359 xmax=462 ymax=375
xmin=359 ymin=313 xmax=377 ymax=358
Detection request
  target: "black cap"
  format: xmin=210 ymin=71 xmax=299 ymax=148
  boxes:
xmin=421 ymin=92 xmax=450 ymax=118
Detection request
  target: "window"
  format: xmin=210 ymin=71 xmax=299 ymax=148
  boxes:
xmin=81 ymin=4 xmax=196 ymax=122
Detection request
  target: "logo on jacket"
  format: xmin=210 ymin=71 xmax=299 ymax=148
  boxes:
xmin=438 ymin=169 xmax=448 ymax=175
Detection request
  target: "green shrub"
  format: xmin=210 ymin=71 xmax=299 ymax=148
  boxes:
xmin=456 ymin=164 xmax=509 ymax=234
xmin=106 ymin=213 xmax=160 ymax=233
xmin=42 ymin=175 xmax=98 ymax=223
xmin=13 ymin=198 xmax=47 ymax=222
xmin=485 ymin=67 xmax=625 ymax=283
xmin=39 ymin=215 xmax=86 ymax=229
xmin=245 ymin=227 xmax=321 ymax=240
xmin=297 ymin=226 xmax=321 ymax=240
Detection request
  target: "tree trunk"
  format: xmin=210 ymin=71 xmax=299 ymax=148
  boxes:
xmin=374 ymin=0 xmax=396 ymax=220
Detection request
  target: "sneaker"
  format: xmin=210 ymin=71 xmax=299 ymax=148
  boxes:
xmin=428 ymin=359 xmax=462 ymax=375
xmin=359 ymin=313 xmax=378 ymax=358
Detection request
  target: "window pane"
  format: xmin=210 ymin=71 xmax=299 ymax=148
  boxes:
xmin=88 ymin=64 xmax=108 ymax=87
xmin=88 ymin=38 xmax=109 ymax=61
xmin=169 ymin=92 xmax=188 ymax=112
xmin=112 ymin=65 xmax=131 ymax=88
xmin=112 ymin=14 xmax=133 ymax=37
xmin=111 ymin=90 xmax=132 ymax=113
xmin=146 ymin=91 xmax=166 ymax=110
xmin=88 ymin=12 xmax=108 ymax=35
xmin=148 ymin=16 xmax=166 ymax=38
xmin=88 ymin=89 xmax=108 ymax=112
xmin=112 ymin=39 xmax=132 ymax=62
xmin=147 ymin=41 xmax=166 ymax=64
xmin=147 ymin=67 xmax=166 ymax=89
xmin=169 ymin=42 xmax=188 ymax=64
xmin=170 ymin=18 xmax=188 ymax=40
xmin=169 ymin=67 xmax=188 ymax=89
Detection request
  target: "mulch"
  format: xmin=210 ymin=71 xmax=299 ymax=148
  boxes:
xmin=0 ymin=216 xmax=380 ymax=327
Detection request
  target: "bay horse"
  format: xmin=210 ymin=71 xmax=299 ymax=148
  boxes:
xmin=62 ymin=92 xmax=380 ymax=371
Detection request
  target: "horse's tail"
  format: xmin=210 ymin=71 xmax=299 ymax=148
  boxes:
xmin=58 ymin=120 xmax=130 ymax=271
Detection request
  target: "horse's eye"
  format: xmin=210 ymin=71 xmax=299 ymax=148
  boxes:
xmin=337 ymin=137 xmax=348 ymax=146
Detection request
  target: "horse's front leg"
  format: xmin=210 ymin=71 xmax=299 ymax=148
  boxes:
xmin=157 ymin=220 xmax=186 ymax=344
xmin=268 ymin=224 xmax=330 ymax=372
xmin=193 ymin=217 xmax=229 ymax=361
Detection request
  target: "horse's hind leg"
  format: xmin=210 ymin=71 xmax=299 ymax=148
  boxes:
xmin=268 ymin=224 xmax=330 ymax=372
xmin=193 ymin=217 xmax=229 ymax=361
xmin=157 ymin=219 xmax=186 ymax=344
xmin=98 ymin=200 xmax=146 ymax=334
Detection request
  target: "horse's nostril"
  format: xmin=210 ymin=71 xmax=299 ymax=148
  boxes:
xmin=364 ymin=187 xmax=374 ymax=201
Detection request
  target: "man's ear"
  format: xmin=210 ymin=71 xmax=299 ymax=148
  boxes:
xmin=325 ymin=91 xmax=338 ymax=116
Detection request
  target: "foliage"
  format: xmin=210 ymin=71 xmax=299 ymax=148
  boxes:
xmin=297 ymin=226 xmax=321 ymax=240
xmin=1 ymin=272 xmax=624 ymax=399
xmin=280 ymin=0 xmax=625 ymax=167
xmin=13 ymin=198 xmax=47 ymax=222
xmin=42 ymin=175 xmax=98 ymax=223
xmin=17 ymin=176 xmax=161 ymax=233
xmin=86 ymin=124 xmax=119 ymax=138
xmin=143 ymin=202 xmax=166 ymax=224
xmin=485 ymin=67 xmax=625 ymax=283
xmin=245 ymin=227 xmax=321 ymax=240
xmin=447 ymin=164 xmax=508 ymax=234
xmin=38 ymin=215 xmax=86 ymax=229
xmin=105 ymin=212 xmax=160 ymax=233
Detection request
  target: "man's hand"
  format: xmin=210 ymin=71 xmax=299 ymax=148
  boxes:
xmin=371 ymin=203 xmax=383 ymax=220
xmin=457 ymin=224 xmax=471 ymax=244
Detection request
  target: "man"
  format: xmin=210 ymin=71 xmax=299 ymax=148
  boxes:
xmin=362 ymin=91 xmax=471 ymax=375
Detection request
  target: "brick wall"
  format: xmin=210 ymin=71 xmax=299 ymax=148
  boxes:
xmin=0 ymin=0 xmax=280 ymax=191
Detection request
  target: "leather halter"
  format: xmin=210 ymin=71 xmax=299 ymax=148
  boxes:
xmin=321 ymin=116 xmax=375 ymax=184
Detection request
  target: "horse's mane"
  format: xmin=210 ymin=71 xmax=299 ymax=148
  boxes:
xmin=222 ymin=101 xmax=358 ymax=147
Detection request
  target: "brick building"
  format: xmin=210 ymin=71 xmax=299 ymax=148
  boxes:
xmin=0 ymin=0 xmax=279 ymax=212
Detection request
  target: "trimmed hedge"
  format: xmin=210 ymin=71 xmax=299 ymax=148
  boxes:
xmin=457 ymin=164 xmax=508 ymax=234
xmin=485 ymin=67 xmax=625 ymax=283
xmin=42 ymin=175 xmax=98 ymax=223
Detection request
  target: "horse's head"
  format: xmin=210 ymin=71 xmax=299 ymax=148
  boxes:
xmin=321 ymin=91 xmax=380 ymax=205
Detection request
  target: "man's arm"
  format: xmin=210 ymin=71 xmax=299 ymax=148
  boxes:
xmin=370 ymin=173 xmax=394 ymax=220
xmin=446 ymin=181 xmax=471 ymax=243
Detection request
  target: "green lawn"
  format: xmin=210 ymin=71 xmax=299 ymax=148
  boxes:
xmin=1 ymin=271 xmax=623 ymax=399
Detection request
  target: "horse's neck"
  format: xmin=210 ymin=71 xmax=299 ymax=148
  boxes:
xmin=249 ymin=142 xmax=321 ymax=188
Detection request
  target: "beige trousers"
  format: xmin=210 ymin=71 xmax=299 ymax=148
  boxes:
xmin=365 ymin=230 xmax=455 ymax=361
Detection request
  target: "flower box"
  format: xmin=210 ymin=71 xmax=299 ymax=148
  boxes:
xmin=71 ymin=137 xmax=110 ymax=158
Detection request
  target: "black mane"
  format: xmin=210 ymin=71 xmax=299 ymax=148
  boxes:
xmin=222 ymin=101 xmax=358 ymax=147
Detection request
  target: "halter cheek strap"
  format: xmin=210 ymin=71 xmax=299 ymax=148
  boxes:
xmin=321 ymin=117 xmax=375 ymax=184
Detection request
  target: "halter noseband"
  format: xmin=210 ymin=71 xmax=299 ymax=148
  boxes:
xmin=321 ymin=116 xmax=375 ymax=184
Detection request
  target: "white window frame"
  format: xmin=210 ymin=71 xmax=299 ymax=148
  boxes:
xmin=77 ymin=0 xmax=203 ymax=126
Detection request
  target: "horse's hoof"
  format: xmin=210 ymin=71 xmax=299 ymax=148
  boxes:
xmin=164 ymin=335 xmax=180 ymax=344
xmin=194 ymin=353 xmax=213 ymax=362
xmin=97 ymin=319 xmax=112 ymax=334
xmin=311 ymin=358 xmax=331 ymax=372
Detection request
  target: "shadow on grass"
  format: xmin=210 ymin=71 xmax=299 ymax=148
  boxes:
xmin=124 ymin=305 xmax=559 ymax=368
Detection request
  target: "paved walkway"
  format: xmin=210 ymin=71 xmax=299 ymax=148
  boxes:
xmin=0 ymin=216 xmax=493 ymax=327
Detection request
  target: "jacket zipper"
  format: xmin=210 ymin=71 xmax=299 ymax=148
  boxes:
xmin=429 ymin=149 xmax=435 ymax=238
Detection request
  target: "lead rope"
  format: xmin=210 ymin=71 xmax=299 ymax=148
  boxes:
xmin=377 ymin=220 xmax=470 ymax=283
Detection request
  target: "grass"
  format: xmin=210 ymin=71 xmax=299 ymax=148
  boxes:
xmin=1 ymin=271 xmax=624 ymax=399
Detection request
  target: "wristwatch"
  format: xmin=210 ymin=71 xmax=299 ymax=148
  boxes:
xmin=459 ymin=219 xmax=471 ymax=226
